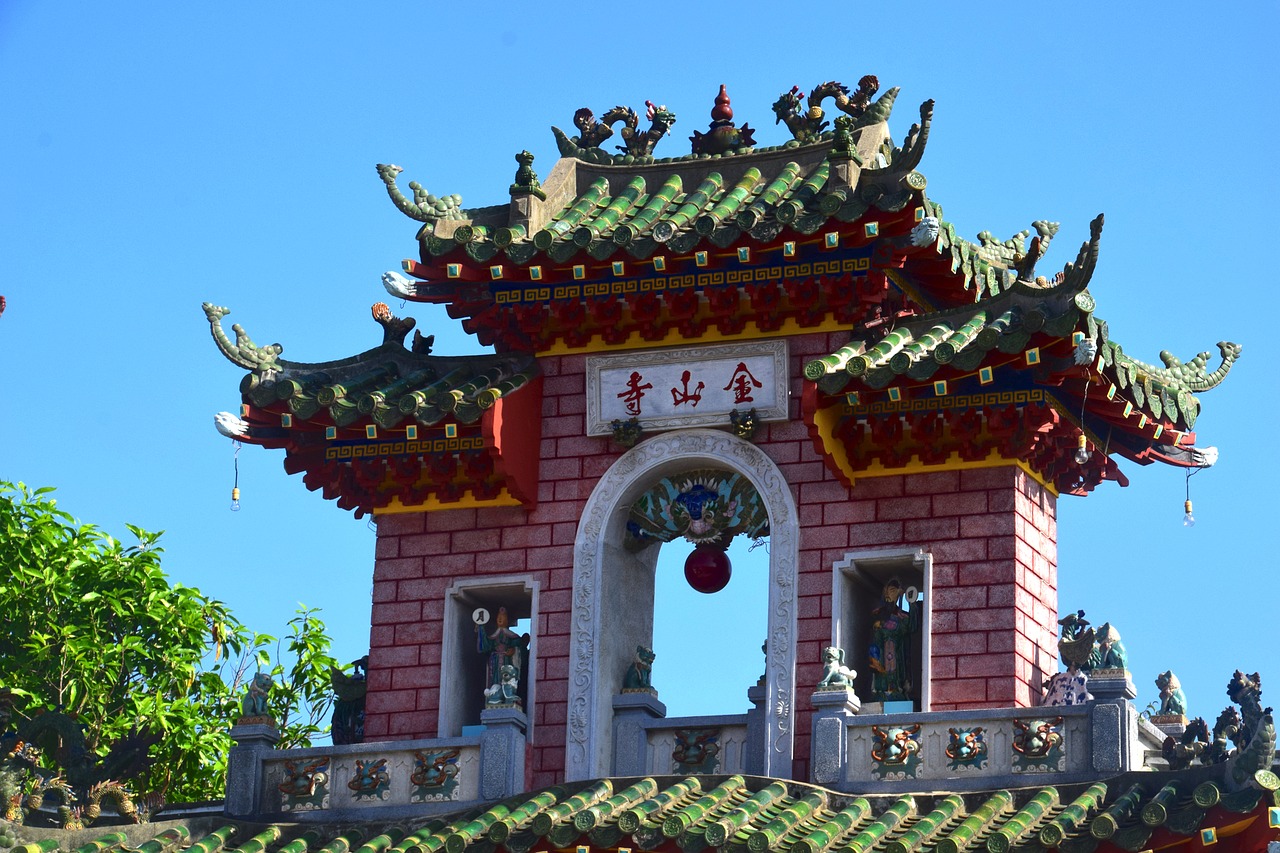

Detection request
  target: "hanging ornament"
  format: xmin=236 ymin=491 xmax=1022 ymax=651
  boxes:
xmin=1182 ymin=467 xmax=1200 ymax=528
xmin=684 ymin=542 xmax=732 ymax=594
xmin=230 ymin=440 xmax=242 ymax=512
xmin=1074 ymin=434 xmax=1090 ymax=466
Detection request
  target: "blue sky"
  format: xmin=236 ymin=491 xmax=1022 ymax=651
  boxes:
xmin=2 ymin=1 xmax=1277 ymax=727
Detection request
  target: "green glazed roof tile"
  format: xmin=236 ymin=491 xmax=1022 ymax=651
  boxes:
xmin=16 ymin=769 xmax=1280 ymax=853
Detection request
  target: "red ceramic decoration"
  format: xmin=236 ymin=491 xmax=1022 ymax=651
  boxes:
xmin=684 ymin=544 xmax=732 ymax=594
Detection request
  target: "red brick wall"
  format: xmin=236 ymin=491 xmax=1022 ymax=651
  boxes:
xmin=364 ymin=332 xmax=1059 ymax=786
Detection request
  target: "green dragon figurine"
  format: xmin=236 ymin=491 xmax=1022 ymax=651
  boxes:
xmin=203 ymin=303 xmax=284 ymax=372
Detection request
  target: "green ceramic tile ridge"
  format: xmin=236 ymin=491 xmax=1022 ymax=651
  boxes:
xmin=275 ymin=829 xmax=327 ymax=853
xmin=776 ymin=163 xmax=830 ymax=224
xmin=229 ymin=827 xmax=282 ymax=853
xmin=575 ymin=177 xmax=648 ymax=246
xmin=933 ymin=790 xmax=1012 ymax=853
xmin=697 ymin=168 xmax=762 ymax=235
xmin=654 ymin=174 xmax=724 ymax=242
xmin=576 ymin=778 xmax=660 ymax=831
xmin=614 ymin=175 xmax=683 ymax=245
xmin=747 ymin=791 xmax=829 ymax=853
xmin=841 ymin=795 xmax=914 ymax=853
xmin=532 ymin=779 xmax=614 ymax=835
xmin=790 ymin=797 xmax=871 ymax=853
xmin=847 ymin=328 xmax=911 ymax=377
xmin=355 ymin=828 xmax=406 ymax=853
xmin=73 ymin=832 xmax=129 ymax=853
xmin=1039 ymin=782 xmax=1106 ymax=847
xmin=738 ymin=162 xmax=803 ymax=229
xmin=1141 ymin=781 xmax=1181 ymax=827
xmin=187 ymin=825 xmax=238 ymax=853
xmin=703 ymin=780 xmax=790 ymax=846
xmin=617 ymin=778 xmax=702 ymax=833
xmin=884 ymin=794 xmax=965 ymax=853
xmin=985 ymin=789 xmax=1056 ymax=853
xmin=662 ymin=776 xmax=747 ymax=838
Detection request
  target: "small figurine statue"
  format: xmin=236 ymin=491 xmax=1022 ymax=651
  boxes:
xmin=330 ymin=656 xmax=368 ymax=745
xmin=1155 ymin=670 xmax=1188 ymax=718
xmin=868 ymin=578 xmax=916 ymax=702
xmin=1043 ymin=609 xmax=1093 ymax=706
xmin=1087 ymin=622 xmax=1128 ymax=671
xmin=816 ymin=646 xmax=857 ymax=690
xmin=509 ymin=150 xmax=546 ymax=200
xmin=476 ymin=606 xmax=529 ymax=709
xmin=484 ymin=663 xmax=520 ymax=707
xmin=830 ymin=115 xmax=856 ymax=159
xmin=622 ymin=645 xmax=657 ymax=693
xmin=241 ymin=673 xmax=273 ymax=719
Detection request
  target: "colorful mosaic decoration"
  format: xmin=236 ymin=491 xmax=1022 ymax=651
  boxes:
xmin=347 ymin=759 xmax=390 ymax=801
xmin=278 ymin=758 xmax=329 ymax=811
xmin=410 ymin=748 xmax=461 ymax=802
xmin=625 ymin=469 xmax=769 ymax=550
xmin=672 ymin=728 xmax=721 ymax=774
xmin=944 ymin=726 xmax=988 ymax=770
xmin=1012 ymin=717 xmax=1065 ymax=772
xmin=870 ymin=723 xmax=922 ymax=780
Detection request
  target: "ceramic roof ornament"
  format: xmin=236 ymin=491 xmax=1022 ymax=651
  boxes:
xmin=690 ymin=84 xmax=756 ymax=156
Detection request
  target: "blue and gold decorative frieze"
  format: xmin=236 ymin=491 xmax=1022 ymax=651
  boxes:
xmin=488 ymin=256 xmax=870 ymax=307
xmin=324 ymin=436 xmax=484 ymax=461
xmin=844 ymin=389 xmax=1047 ymax=417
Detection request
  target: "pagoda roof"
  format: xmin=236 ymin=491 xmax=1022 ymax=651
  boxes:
xmin=800 ymin=215 xmax=1240 ymax=487
xmin=377 ymin=87 xmax=939 ymax=352
xmin=204 ymin=302 xmax=541 ymax=517
xmin=25 ymin=767 xmax=1280 ymax=853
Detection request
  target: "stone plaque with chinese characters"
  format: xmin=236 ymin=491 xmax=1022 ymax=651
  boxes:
xmin=585 ymin=341 xmax=789 ymax=435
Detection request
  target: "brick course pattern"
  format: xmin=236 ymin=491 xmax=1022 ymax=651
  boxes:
xmin=363 ymin=332 xmax=1059 ymax=786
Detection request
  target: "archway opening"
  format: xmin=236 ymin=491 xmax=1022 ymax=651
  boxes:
xmin=651 ymin=534 xmax=769 ymax=717
xmin=568 ymin=430 xmax=799 ymax=781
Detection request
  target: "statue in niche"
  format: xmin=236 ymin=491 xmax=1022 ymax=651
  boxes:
xmin=868 ymin=577 xmax=917 ymax=702
xmin=476 ymin=606 xmax=529 ymax=708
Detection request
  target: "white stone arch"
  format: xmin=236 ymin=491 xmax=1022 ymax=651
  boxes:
xmin=566 ymin=429 xmax=799 ymax=780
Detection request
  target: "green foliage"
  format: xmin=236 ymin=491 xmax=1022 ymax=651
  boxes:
xmin=0 ymin=482 xmax=338 ymax=804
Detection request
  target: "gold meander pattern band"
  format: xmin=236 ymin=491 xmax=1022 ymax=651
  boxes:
xmin=324 ymin=437 xmax=485 ymax=460
xmin=845 ymin=389 xmax=1046 ymax=416
xmin=492 ymin=258 xmax=872 ymax=305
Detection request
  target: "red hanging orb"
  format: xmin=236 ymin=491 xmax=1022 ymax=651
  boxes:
xmin=684 ymin=544 xmax=732 ymax=594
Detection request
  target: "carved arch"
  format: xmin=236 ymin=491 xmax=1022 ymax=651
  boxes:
xmin=566 ymin=429 xmax=799 ymax=779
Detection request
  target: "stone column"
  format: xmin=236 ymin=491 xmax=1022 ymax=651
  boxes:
xmin=478 ymin=706 xmax=528 ymax=800
xmin=744 ymin=684 xmax=767 ymax=776
xmin=612 ymin=692 xmax=666 ymax=776
xmin=809 ymin=689 xmax=861 ymax=786
xmin=225 ymin=718 xmax=281 ymax=817
xmin=1088 ymin=669 xmax=1139 ymax=771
